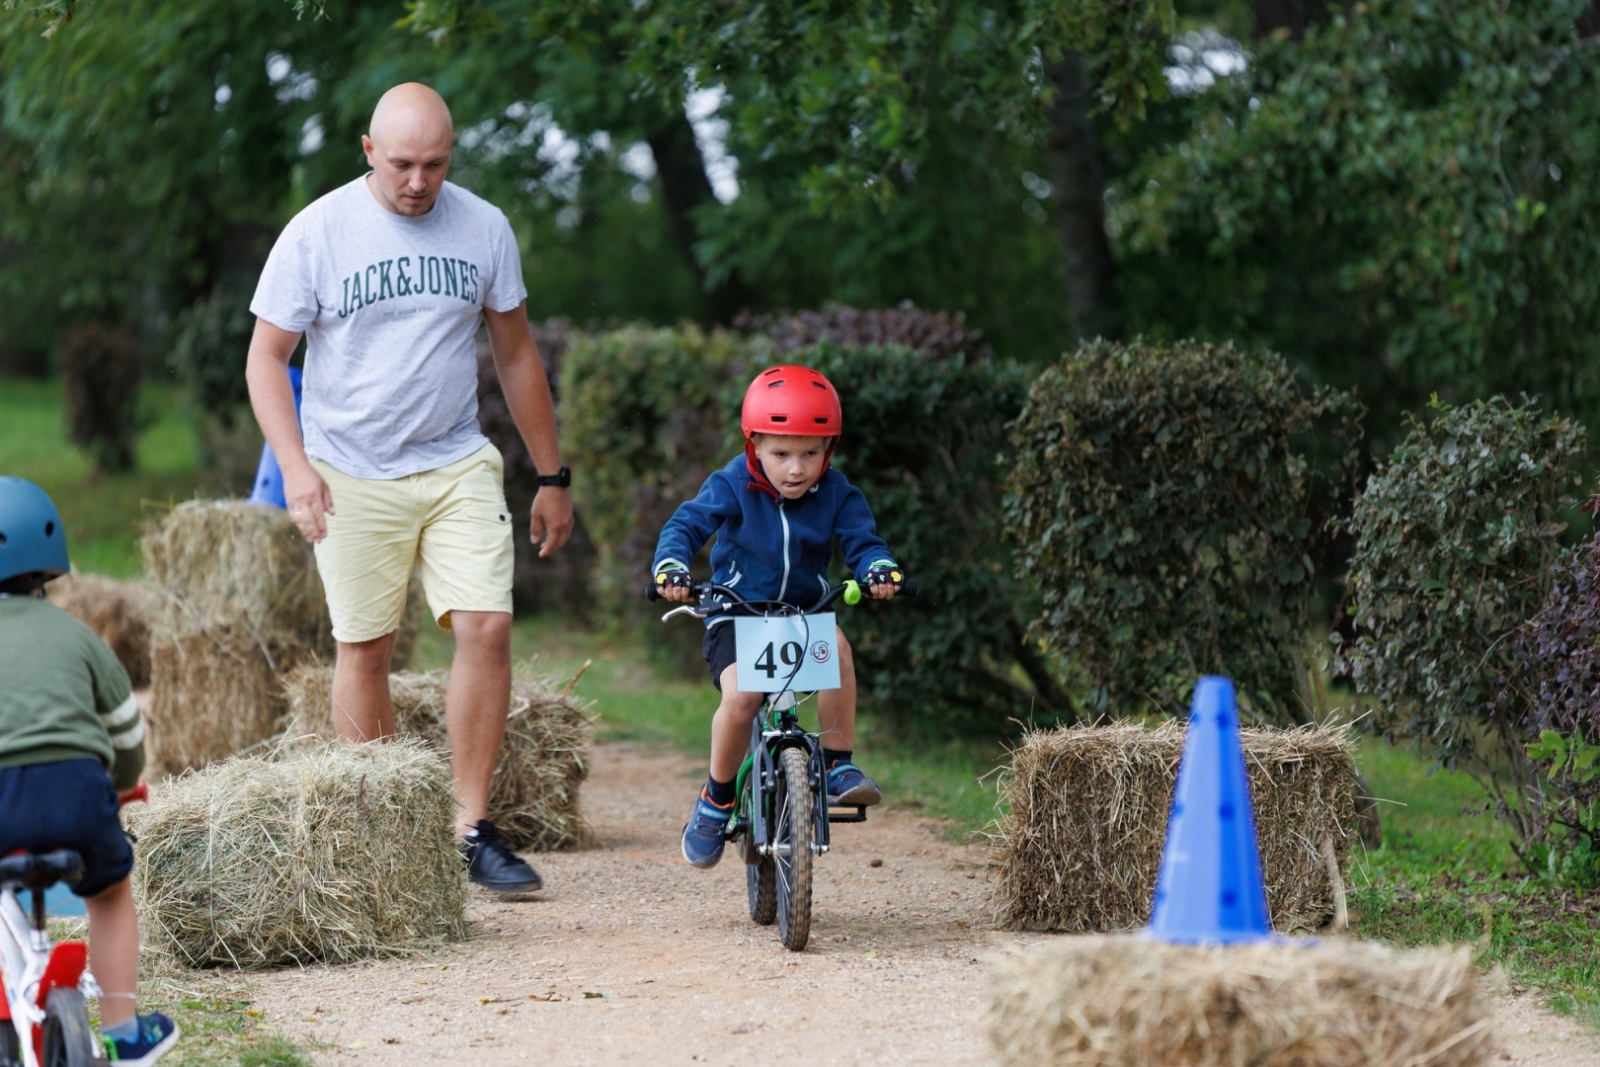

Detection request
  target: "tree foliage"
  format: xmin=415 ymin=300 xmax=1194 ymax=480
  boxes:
xmin=1004 ymin=338 xmax=1361 ymax=721
xmin=1337 ymin=396 xmax=1587 ymax=838
xmin=1113 ymin=0 xmax=1600 ymax=434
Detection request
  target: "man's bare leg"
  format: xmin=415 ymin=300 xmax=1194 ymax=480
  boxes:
xmin=332 ymin=632 xmax=398 ymax=741
xmin=443 ymin=610 xmax=512 ymax=836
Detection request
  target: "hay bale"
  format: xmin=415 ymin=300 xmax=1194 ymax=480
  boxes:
xmin=142 ymin=501 xmax=332 ymax=772
xmin=142 ymin=500 xmax=330 ymax=647
xmin=45 ymin=573 xmax=159 ymax=687
xmin=281 ymin=665 xmax=594 ymax=851
xmin=146 ymin=630 xmax=313 ymax=772
xmin=127 ymin=739 xmax=466 ymax=968
xmin=996 ymin=721 xmax=1355 ymax=933
xmin=987 ymin=935 xmax=1493 ymax=1067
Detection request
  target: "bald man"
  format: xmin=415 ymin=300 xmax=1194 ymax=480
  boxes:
xmin=246 ymin=83 xmax=571 ymax=895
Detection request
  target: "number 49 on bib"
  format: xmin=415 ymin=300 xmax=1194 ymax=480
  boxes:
xmin=733 ymin=613 xmax=841 ymax=693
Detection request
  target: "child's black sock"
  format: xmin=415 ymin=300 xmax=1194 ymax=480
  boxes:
xmin=705 ymin=775 xmax=736 ymax=807
xmin=823 ymin=748 xmax=853 ymax=769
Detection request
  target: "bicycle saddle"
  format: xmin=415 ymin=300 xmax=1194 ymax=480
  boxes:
xmin=0 ymin=849 xmax=84 ymax=891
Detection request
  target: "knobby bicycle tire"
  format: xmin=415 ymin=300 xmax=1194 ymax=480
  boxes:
xmin=1 ymin=1018 xmax=21 ymax=1067
xmin=42 ymin=986 xmax=99 ymax=1067
xmin=747 ymin=857 xmax=776 ymax=925
xmin=774 ymin=746 xmax=814 ymax=951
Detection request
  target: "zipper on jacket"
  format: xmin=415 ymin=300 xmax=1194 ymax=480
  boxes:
xmin=777 ymin=500 xmax=791 ymax=602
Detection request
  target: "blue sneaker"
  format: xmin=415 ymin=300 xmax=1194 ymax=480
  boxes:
xmin=103 ymin=1012 xmax=179 ymax=1066
xmin=681 ymin=787 xmax=735 ymax=869
xmin=826 ymin=761 xmax=882 ymax=807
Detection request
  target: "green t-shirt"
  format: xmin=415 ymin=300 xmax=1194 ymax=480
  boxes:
xmin=0 ymin=592 xmax=144 ymax=789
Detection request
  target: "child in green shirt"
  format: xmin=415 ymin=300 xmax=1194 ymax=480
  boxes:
xmin=0 ymin=477 xmax=177 ymax=1065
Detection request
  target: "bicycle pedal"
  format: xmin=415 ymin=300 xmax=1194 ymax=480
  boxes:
xmin=827 ymin=806 xmax=868 ymax=824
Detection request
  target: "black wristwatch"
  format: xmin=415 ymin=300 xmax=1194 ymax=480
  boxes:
xmin=537 ymin=466 xmax=572 ymax=488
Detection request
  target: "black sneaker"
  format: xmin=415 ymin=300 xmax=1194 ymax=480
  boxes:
xmin=460 ymin=820 xmax=543 ymax=893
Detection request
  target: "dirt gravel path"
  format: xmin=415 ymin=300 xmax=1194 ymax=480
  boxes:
xmin=221 ymin=742 xmax=1600 ymax=1066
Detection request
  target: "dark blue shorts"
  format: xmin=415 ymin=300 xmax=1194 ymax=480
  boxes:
xmin=703 ymin=622 xmax=738 ymax=690
xmin=0 ymin=758 xmax=133 ymax=898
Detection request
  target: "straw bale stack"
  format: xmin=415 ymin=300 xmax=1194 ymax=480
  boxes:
xmin=282 ymin=665 xmax=594 ymax=851
xmin=988 ymin=935 xmax=1493 ymax=1067
xmin=45 ymin=573 xmax=159 ymax=687
xmin=142 ymin=501 xmax=332 ymax=772
xmin=996 ymin=721 xmax=1355 ymax=933
xmin=127 ymin=740 xmax=466 ymax=968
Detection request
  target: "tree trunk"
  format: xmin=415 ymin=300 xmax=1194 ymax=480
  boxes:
xmin=646 ymin=112 xmax=759 ymax=325
xmin=1579 ymin=1 xmax=1600 ymax=37
xmin=1254 ymin=0 xmax=1338 ymax=39
xmin=1042 ymin=52 xmax=1115 ymax=342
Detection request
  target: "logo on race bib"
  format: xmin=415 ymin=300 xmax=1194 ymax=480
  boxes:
xmin=810 ymin=640 xmax=831 ymax=664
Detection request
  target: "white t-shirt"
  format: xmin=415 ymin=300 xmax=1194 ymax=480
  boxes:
xmin=250 ymin=176 xmax=528 ymax=480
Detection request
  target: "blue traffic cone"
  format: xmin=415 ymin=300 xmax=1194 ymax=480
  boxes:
xmin=246 ymin=366 xmax=303 ymax=509
xmin=1146 ymin=676 xmax=1272 ymax=943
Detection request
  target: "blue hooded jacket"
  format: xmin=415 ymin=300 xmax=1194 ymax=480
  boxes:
xmin=652 ymin=455 xmax=897 ymax=625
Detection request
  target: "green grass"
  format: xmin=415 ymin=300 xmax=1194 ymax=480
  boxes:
xmin=0 ymin=378 xmax=206 ymax=576
xmin=1353 ymin=739 xmax=1600 ymax=1024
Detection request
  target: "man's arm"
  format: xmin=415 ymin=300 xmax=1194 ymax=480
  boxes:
xmin=483 ymin=302 xmax=574 ymax=557
xmin=245 ymin=318 xmax=333 ymax=544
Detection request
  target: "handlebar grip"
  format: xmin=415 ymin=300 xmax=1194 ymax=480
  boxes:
xmin=898 ymin=577 xmax=919 ymax=600
xmin=118 ymin=782 xmax=148 ymax=807
xmin=645 ymin=580 xmax=662 ymax=602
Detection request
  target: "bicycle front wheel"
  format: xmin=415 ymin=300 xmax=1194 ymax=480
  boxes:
xmin=773 ymin=746 xmax=815 ymax=951
xmin=2 ymin=1017 xmax=22 ymax=1067
xmin=42 ymin=987 xmax=98 ymax=1067
xmin=747 ymin=858 xmax=776 ymax=925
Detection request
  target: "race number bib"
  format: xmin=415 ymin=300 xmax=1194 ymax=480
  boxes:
xmin=734 ymin=613 xmax=841 ymax=693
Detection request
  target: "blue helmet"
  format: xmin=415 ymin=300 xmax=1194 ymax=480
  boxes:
xmin=0 ymin=477 xmax=70 ymax=584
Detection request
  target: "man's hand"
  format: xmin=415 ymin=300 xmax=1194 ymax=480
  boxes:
xmin=869 ymin=581 xmax=898 ymax=600
xmin=284 ymin=461 xmax=336 ymax=544
xmin=658 ymin=582 xmax=694 ymax=602
xmin=529 ymin=487 xmax=574 ymax=558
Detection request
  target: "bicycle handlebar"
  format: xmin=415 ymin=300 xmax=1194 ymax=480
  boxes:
xmin=645 ymin=576 xmax=918 ymax=609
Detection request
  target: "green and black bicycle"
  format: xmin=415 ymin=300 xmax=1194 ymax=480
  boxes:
xmin=649 ymin=577 xmax=917 ymax=951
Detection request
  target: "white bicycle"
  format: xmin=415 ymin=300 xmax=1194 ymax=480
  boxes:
xmin=0 ymin=783 xmax=145 ymax=1067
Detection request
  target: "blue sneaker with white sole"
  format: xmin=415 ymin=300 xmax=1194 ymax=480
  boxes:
xmin=826 ymin=761 xmax=882 ymax=807
xmin=681 ymin=787 xmax=735 ymax=869
xmin=103 ymin=1011 xmax=179 ymax=1066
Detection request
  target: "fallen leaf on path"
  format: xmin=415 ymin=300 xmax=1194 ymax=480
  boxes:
xmin=528 ymin=993 xmax=561 ymax=1002
xmin=478 ymin=997 xmax=501 ymax=1004
xmin=345 ymin=1041 xmax=368 ymax=1050
xmin=581 ymin=990 xmax=608 ymax=999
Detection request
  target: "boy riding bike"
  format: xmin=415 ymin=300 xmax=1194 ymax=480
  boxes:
xmin=0 ymin=477 xmax=177 ymax=1065
xmin=652 ymin=366 xmax=904 ymax=869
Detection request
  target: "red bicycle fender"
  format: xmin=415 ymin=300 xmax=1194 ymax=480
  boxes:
xmin=30 ymin=941 xmax=86 ymax=1062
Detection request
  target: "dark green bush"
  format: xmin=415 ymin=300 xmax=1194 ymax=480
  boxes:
xmin=1337 ymin=396 xmax=1587 ymax=840
xmin=1004 ymin=339 xmax=1362 ymax=722
xmin=473 ymin=318 xmax=597 ymax=617
xmin=560 ymin=325 xmax=754 ymax=649
xmin=561 ymin=324 xmax=1063 ymax=733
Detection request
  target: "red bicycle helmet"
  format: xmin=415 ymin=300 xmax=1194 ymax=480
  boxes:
xmin=741 ymin=365 xmax=842 ymax=438
xmin=740 ymin=365 xmax=843 ymax=493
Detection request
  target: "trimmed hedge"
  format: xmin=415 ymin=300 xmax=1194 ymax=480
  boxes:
xmin=1337 ymin=396 xmax=1587 ymax=840
xmin=560 ymin=324 xmax=1067 ymax=732
xmin=1004 ymin=339 xmax=1362 ymax=722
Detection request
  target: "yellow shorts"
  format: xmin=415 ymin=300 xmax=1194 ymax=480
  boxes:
xmin=311 ymin=443 xmax=515 ymax=643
